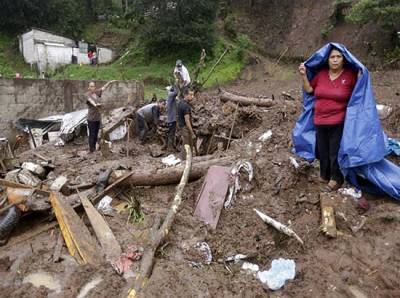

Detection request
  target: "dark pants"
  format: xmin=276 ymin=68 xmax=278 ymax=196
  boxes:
xmin=316 ymin=124 xmax=344 ymax=184
xmin=88 ymin=120 xmax=100 ymax=152
xmin=136 ymin=114 xmax=149 ymax=141
xmin=166 ymin=121 xmax=176 ymax=150
xmin=181 ymin=126 xmax=193 ymax=160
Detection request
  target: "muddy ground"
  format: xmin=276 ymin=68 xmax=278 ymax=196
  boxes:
xmin=0 ymin=58 xmax=400 ymax=298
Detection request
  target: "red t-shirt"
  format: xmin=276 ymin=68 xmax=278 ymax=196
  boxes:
xmin=311 ymin=68 xmax=357 ymax=125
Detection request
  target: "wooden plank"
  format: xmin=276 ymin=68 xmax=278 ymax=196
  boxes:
xmin=50 ymin=192 xmax=103 ymax=265
xmin=320 ymin=192 xmax=337 ymax=238
xmin=194 ymin=166 xmax=231 ymax=229
xmin=79 ymin=192 xmax=122 ymax=262
xmin=0 ymin=178 xmax=50 ymax=196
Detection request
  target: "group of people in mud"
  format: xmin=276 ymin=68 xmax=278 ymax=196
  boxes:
xmin=85 ymin=45 xmax=370 ymax=193
xmin=85 ymin=59 xmax=195 ymax=160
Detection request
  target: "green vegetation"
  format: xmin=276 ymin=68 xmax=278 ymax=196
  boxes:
xmin=0 ymin=36 xmax=37 ymax=78
xmin=346 ymin=0 xmax=400 ymax=31
xmin=52 ymin=35 xmax=250 ymax=98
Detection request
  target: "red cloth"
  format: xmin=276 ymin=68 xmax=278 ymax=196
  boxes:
xmin=311 ymin=68 xmax=357 ymax=125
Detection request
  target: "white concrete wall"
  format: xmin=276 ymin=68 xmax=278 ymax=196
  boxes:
xmin=36 ymin=44 xmax=73 ymax=72
xmin=20 ymin=31 xmax=36 ymax=64
xmin=98 ymin=47 xmax=113 ymax=63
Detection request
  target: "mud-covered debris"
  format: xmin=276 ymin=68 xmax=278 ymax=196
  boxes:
xmin=376 ymin=104 xmax=392 ymax=119
xmin=96 ymin=195 xmax=114 ymax=215
xmin=254 ymin=208 xmax=304 ymax=245
xmin=289 ymin=156 xmax=299 ymax=169
xmin=258 ymin=130 xmax=272 ymax=142
xmin=257 ymin=258 xmax=296 ymax=290
xmin=50 ymin=176 xmax=68 ymax=193
xmin=21 ymin=162 xmax=46 ymax=178
xmin=338 ymin=187 xmax=362 ymax=200
xmin=225 ymin=161 xmax=254 ymax=209
xmin=17 ymin=169 xmax=41 ymax=187
xmin=241 ymin=262 xmax=259 ymax=275
xmin=111 ymin=244 xmax=143 ymax=275
xmin=161 ymin=154 xmax=181 ymax=166
xmin=188 ymin=242 xmax=212 ymax=268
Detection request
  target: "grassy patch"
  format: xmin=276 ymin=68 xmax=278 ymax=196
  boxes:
xmin=0 ymin=35 xmax=38 ymax=78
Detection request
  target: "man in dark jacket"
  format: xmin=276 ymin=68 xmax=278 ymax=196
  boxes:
xmin=165 ymin=86 xmax=178 ymax=151
xmin=136 ymin=99 xmax=166 ymax=142
xmin=177 ymin=88 xmax=195 ymax=159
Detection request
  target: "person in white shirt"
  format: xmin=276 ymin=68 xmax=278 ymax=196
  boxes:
xmin=173 ymin=59 xmax=191 ymax=98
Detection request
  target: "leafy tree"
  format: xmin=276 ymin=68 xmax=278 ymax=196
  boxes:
xmin=346 ymin=0 xmax=400 ymax=31
xmin=0 ymin=0 xmax=57 ymax=34
xmin=139 ymin=0 xmax=218 ymax=57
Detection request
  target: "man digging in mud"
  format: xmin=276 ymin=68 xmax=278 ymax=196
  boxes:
xmin=177 ymin=88 xmax=196 ymax=159
xmin=135 ymin=99 xmax=166 ymax=143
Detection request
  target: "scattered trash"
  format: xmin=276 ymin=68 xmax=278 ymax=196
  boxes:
xmin=188 ymin=242 xmax=212 ymax=268
xmin=376 ymin=104 xmax=392 ymax=120
xmin=109 ymin=124 xmax=127 ymax=141
xmin=257 ymin=258 xmax=296 ymax=290
xmin=338 ymin=187 xmax=362 ymax=200
xmin=18 ymin=169 xmax=41 ymax=187
xmin=241 ymin=262 xmax=260 ymax=275
xmin=258 ymin=130 xmax=272 ymax=142
xmin=77 ymin=276 xmax=103 ymax=298
xmin=161 ymin=154 xmax=181 ymax=167
xmin=289 ymin=156 xmax=299 ymax=169
xmin=225 ymin=161 xmax=253 ymax=209
xmin=6 ymin=187 xmax=33 ymax=212
xmin=21 ymin=162 xmax=46 ymax=178
xmin=351 ymin=216 xmax=367 ymax=233
xmin=97 ymin=195 xmax=114 ymax=215
xmin=224 ymin=254 xmax=249 ymax=263
xmin=254 ymin=208 xmax=304 ymax=245
xmin=111 ymin=244 xmax=143 ymax=275
xmin=50 ymin=176 xmax=68 ymax=193
xmin=22 ymin=272 xmax=62 ymax=293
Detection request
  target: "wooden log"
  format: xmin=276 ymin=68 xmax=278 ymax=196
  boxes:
xmin=50 ymin=192 xmax=103 ymax=265
xmin=220 ymin=89 xmax=274 ymax=107
xmin=78 ymin=191 xmax=122 ymax=263
xmin=128 ymin=145 xmax=193 ymax=298
xmin=110 ymin=156 xmax=234 ymax=187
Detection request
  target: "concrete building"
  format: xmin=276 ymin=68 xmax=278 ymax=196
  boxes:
xmin=19 ymin=28 xmax=113 ymax=74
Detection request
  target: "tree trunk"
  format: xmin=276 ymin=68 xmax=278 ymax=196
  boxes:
xmin=220 ymin=89 xmax=274 ymax=107
xmin=109 ymin=156 xmax=234 ymax=187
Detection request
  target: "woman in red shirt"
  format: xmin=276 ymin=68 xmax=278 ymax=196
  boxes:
xmin=299 ymin=48 xmax=358 ymax=191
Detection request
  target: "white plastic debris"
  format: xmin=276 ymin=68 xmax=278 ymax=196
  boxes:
xmin=257 ymin=258 xmax=296 ymax=290
xmin=97 ymin=195 xmax=114 ymax=215
xmin=376 ymin=104 xmax=392 ymax=120
xmin=225 ymin=254 xmax=248 ymax=263
xmin=224 ymin=161 xmax=254 ymax=209
xmin=22 ymin=162 xmax=46 ymax=178
xmin=50 ymin=176 xmax=68 ymax=192
xmin=289 ymin=156 xmax=299 ymax=169
xmin=241 ymin=262 xmax=260 ymax=275
xmin=338 ymin=187 xmax=362 ymax=200
xmin=161 ymin=154 xmax=181 ymax=166
xmin=258 ymin=130 xmax=273 ymax=142
xmin=109 ymin=124 xmax=127 ymax=141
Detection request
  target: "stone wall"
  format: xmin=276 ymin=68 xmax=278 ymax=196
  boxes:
xmin=0 ymin=78 xmax=144 ymax=139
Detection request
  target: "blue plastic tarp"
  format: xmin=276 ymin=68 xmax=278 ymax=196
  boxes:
xmin=292 ymin=42 xmax=400 ymax=200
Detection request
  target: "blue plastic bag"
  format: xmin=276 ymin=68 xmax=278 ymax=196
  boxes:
xmin=292 ymin=43 xmax=400 ymax=199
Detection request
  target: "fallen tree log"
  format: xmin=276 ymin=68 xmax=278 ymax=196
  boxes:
xmin=128 ymin=145 xmax=192 ymax=298
xmin=109 ymin=156 xmax=234 ymax=187
xmin=220 ymin=89 xmax=274 ymax=107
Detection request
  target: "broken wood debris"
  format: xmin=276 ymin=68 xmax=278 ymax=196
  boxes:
xmin=129 ymin=145 xmax=193 ymax=297
xmin=53 ymin=230 xmax=64 ymax=263
xmin=220 ymin=89 xmax=274 ymax=107
xmin=78 ymin=190 xmax=122 ymax=263
xmin=50 ymin=192 xmax=103 ymax=265
xmin=319 ymin=193 xmax=337 ymax=238
xmin=254 ymin=208 xmax=304 ymax=245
